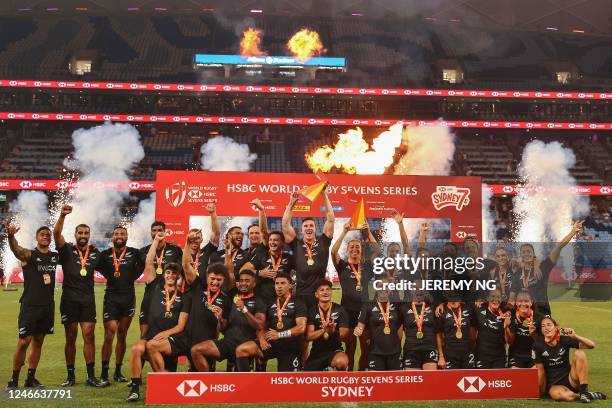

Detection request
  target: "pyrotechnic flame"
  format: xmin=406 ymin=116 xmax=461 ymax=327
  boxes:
xmin=305 ymin=123 xmax=403 ymax=175
xmin=240 ymin=28 xmax=267 ymax=56
xmin=287 ymin=28 xmax=325 ymax=62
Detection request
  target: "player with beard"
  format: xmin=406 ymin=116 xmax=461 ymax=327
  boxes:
xmin=187 ymin=269 xmax=266 ymax=372
xmin=507 ymin=289 xmax=543 ymax=368
xmin=235 ymin=272 xmax=307 ymax=372
xmin=282 ymin=190 xmax=335 ymax=311
xmin=436 ymin=291 xmax=477 ymax=369
xmin=510 ymin=221 xmax=584 ymax=315
xmin=304 ymin=280 xmax=350 ymax=371
xmin=182 ymin=204 xmax=221 ymax=279
xmin=331 ymin=221 xmax=380 ymax=371
xmin=53 ymin=205 xmax=103 ymax=387
xmin=534 ymin=317 xmax=606 ymax=403
xmin=5 ymin=225 xmax=58 ymax=390
xmin=246 ymin=198 xmax=270 ymax=257
xmin=126 ymin=232 xmax=188 ymax=402
xmin=96 ymin=226 xmax=144 ymax=385
xmin=242 ymin=231 xmax=293 ymax=306
xmin=354 ymin=288 xmax=402 ymax=371
xmin=401 ymin=288 xmax=438 ymax=370
xmin=138 ymin=221 xmax=182 ymax=339
xmin=474 ymin=289 xmax=512 ymax=369
xmin=211 ymin=226 xmax=250 ymax=288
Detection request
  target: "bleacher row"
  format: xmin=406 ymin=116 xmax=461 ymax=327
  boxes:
xmin=0 ymin=15 xmax=611 ymax=85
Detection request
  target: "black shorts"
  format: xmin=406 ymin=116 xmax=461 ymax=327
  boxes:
xmin=213 ymin=338 xmax=240 ymax=362
xmin=549 ymin=373 xmax=578 ymax=393
xmin=139 ymin=289 xmax=151 ymax=326
xmin=367 ymin=353 xmax=401 ymax=371
xmin=402 ymin=348 xmax=439 ymax=369
xmin=444 ymin=348 xmax=475 ymax=369
xmin=257 ymin=340 xmax=301 ymax=372
xmin=103 ymin=295 xmax=135 ymax=322
xmin=18 ymin=303 xmax=55 ymax=338
xmin=476 ymin=355 xmax=507 ymax=369
xmin=304 ymin=350 xmax=343 ymax=371
xmin=508 ymin=354 xmax=534 ymax=368
xmin=60 ymin=296 xmax=96 ymax=325
xmin=345 ymin=309 xmax=360 ymax=329
xmin=168 ymin=333 xmax=193 ymax=358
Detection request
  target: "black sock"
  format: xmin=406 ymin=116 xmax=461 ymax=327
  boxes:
xmin=130 ymin=378 xmax=141 ymax=393
xmin=86 ymin=362 xmax=95 ymax=379
xmin=226 ymin=361 xmax=235 ymax=372
xmin=101 ymin=361 xmax=109 ymax=379
xmin=580 ymin=384 xmax=589 ymax=394
xmin=11 ymin=369 xmax=20 ymax=383
xmin=26 ymin=368 xmax=36 ymax=381
xmin=115 ymin=363 xmax=122 ymax=375
xmin=67 ymin=364 xmax=75 ymax=379
xmin=235 ymin=357 xmax=251 ymax=372
xmin=256 ymin=359 xmax=267 ymax=372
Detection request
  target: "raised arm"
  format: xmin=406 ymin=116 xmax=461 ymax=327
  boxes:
xmin=7 ymin=225 xmax=31 ymax=263
xmin=391 ymin=208 xmax=412 ymax=257
xmin=251 ymin=198 xmax=269 ymax=246
xmin=281 ymin=192 xmax=299 ymax=244
xmin=145 ymin=232 xmax=164 ymax=284
xmin=207 ymin=203 xmax=220 ymax=247
xmin=223 ymin=239 xmax=236 ymax=291
xmin=549 ymin=220 xmax=583 ymax=263
xmin=331 ymin=222 xmax=351 ymax=264
xmin=182 ymin=231 xmax=198 ymax=285
xmin=322 ymin=190 xmax=335 ymax=239
xmin=563 ymin=328 xmax=595 ymax=349
xmin=53 ymin=205 xmax=72 ymax=249
xmin=363 ymin=221 xmax=382 ymax=259
xmin=418 ymin=222 xmax=429 ymax=250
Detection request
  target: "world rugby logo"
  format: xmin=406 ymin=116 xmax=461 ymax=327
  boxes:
xmin=431 ymin=186 xmax=471 ymax=211
xmin=165 ymin=181 xmax=187 ymax=208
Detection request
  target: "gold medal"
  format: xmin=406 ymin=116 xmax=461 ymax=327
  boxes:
xmin=207 ymin=303 xmax=214 ymax=311
xmin=416 ymin=331 xmax=424 ymax=339
xmin=112 ymin=246 xmax=127 ymax=280
xmin=43 ymin=273 xmax=51 ymax=285
xmin=355 ymin=285 xmax=361 ymax=292
xmin=456 ymin=331 xmax=463 ymax=339
xmin=277 ymin=322 xmax=283 ymax=330
xmin=307 ymin=258 xmax=314 ymax=266
xmin=165 ymin=311 xmax=172 ymax=319
xmin=156 ymin=267 xmax=163 ymax=275
xmin=80 ymin=268 xmax=87 ymax=277
xmin=114 ymin=271 xmax=120 ymax=278
xmin=234 ymin=296 xmax=240 ymax=305
xmin=323 ymin=332 xmax=330 ymax=340
xmin=523 ymin=318 xmax=530 ymax=328
xmin=383 ymin=326 xmax=391 ymax=335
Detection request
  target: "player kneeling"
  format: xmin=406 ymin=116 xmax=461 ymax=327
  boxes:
xmin=534 ymin=317 xmax=606 ymax=403
xmin=304 ymin=280 xmax=350 ymax=371
xmin=235 ymin=273 xmax=306 ymax=372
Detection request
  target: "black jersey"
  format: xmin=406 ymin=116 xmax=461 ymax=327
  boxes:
xmin=401 ymin=303 xmax=437 ymax=351
xmin=533 ymin=336 xmax=580 ymax=387
xmin=58 ymin=243 xmax=99 ymax=301
xmin=289 ymin=235 xmax=332 ymax=295
xmin=490 ymin=265 xmax=517 ymax=300
xmin=249 ymin=250 xmax=293 ymax=304
xmin=308 ymin=303 xmax=348 ymax=357
xmin=265 ymin=295 xmax=307 ymax=348
xmin=475 ymin=306 xmax=507 ymax=359
xmin=138 ymin=243 xmax=183 ymax=274
xmin=246 ymin=243 xmax=268 ymax=258
xmin=511 ymin=257 xmax=555 ymax=309
xmin=335 ymin=258 xmax=371 ymax=312
xmin=223 ymin=294 xmax=266 ymax=344
xmin=211 ymin=248 xmax=250 ymax=277
xmin=189 ymin=242 xmax=220 ymax=279
xmin=97 ymin=246 xmax=144 ymax=297
xmin=438 ymin=304 xmax=477 ymax=349
xmin=358 ymin=302 xmax=401 ymax=356
xmin=20 ymin=248 xmax=58 ymax=306
xmin=509 ymin=309 xmax=543 ymax=360
xmin=146 ymin=280 xmax=188 ymax=339
xmin=184 ymin=279 xmax=231 ymax=344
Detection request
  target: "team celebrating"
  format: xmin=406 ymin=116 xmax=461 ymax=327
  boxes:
xmin=4 ymin=188 xmax=607 ymax=404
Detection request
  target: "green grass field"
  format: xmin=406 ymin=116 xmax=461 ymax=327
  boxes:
xmin=0 ymin=284 xmax=610 ymax=407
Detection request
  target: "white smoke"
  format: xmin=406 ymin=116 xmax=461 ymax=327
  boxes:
xmin=126 ymin=193 xmax=156 ymax=249
xmin=482 ymin=186 xmax=496 ymax=243
xmin=393 ymin=124 xmax=456 ymax=176
xmin=200 ymin=136 xmax=257 ymax=172
xmin=61 ymin=122 xmax=145 ymax=247
xmin=2 ymin=191 xmax=49 ymax=284
xmin=513 ymin=140 xmax=589 ymax=242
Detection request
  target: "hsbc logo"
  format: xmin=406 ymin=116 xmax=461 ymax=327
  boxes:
xmin=315 ymin=88 xmax=322 ymax=93
xmin=103 ymin=115 xmax=111 ymax=120
xmin=247 ymin=86 xmax=254 ymax=91
xmin=200 ymin=85 xmax=208 ymax=91
xmin=426 ymin=90 xmax=433 ymax=95
xmin=188 ymin=190 xmax=202 ymax=199
xmin=353 ymin=120 xmax=361 ymax=125
xmin=127 ymin=116 xmax=135 ymax=121
xmin=264 ymin=118 xmax=271 ymax=123
xmin=287 ymin=118 xmax=293 ymax=124
xmin=106 ymin=83 xmax=114 ymax=88
xmin=196 ymin=117 xmax=204 ymax=122
xmin=219 ymin=117 xmax=226 ymax=123
xmin=470 ymin=91 xmax=477 ymax=96
xmin=484 ymin=122 xmax=490 ymax=127
xmin=59 ymin=82 xmax=66 ymax=87
xmin=600 ymin=187 xmax=611 ymax=194
xmin=457 ymin=376 xmax=485 ymax=393
xmin=536 ymin=92 xmax=542 ymax=97
xmin=547 ymin=123 xmax=555 ymax=128
xmin=359 ymin=89 xmax=366 ymax=94
xmin=308 ymin=119 xmax=316 ymax=124
xmin=502 ymin=186 xmax=514 ymax=193
xmin=448 ymin=90 xmax=455 ymax=96
xmin=331 ymin=119 xmax=338 ymax=125
xmin=34 ymin=81 xmax=42 ymax=86
xmin=56 ymin=181 xmax=69 ymax=189
xmin=165 ymin=228 xmax=174 ymax=236
xmin=83 ymin=82 xmax=90 ymax=88
xmin=165 ymin=181 xmax=188 ymax=208
xmin=569 ymin=123 xmax=576 ymax=129
xmin=337 ymin=88 xmax=344 ymax=94
xmin=130 ymin=83 xmax=138 ymax=89
xmin=382 ymin=89 xmax=389 ymax=95
xmin=291 ymin=87 xmax=299 ymax=92
xmin=269 ymin=87 xmax=277 ymax=92
xmin=9 ymin=80 xmax=17 ymax=86
xmin=455 ymin=231 xmax=466 ymax=239
xmin=32 ymin=114 xmax=40 ymax=119
xmin=173 ymin=116 xmax=181 ymax=122
xmin=176 ymin=380 xmax=207 ymax=397
xmin=404 ymin=90 xmax=412 ymax=95
xmin=177 ymin=85 xmax=185 ymax=90
xmin=8 ymin=113 xmax=15 ymax=119
xmin=241 ymin=117 xmax=249 ymax=123
xmin=223 ymin=86 xmax=231 ymax=91
xmin=20 ymin=180 xmax=33 ymax=188
xmin=129 ymin=182 xmax=141 ymax=190
xmin=375 ymin=120 xmax=382 ymax=126
xmin=154 ymin=84 xmax=161 ymax=90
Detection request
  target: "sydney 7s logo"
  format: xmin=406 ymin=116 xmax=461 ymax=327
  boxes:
xmin=431 ymin=186 xmax=471 ymax=211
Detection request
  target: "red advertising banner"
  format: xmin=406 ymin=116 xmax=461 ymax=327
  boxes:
xmin=0 ymin=111 xmax=611 ymax=130
xmin=1 ymin=78 xmax=610 ymax=100
xmin=155 ymin=171 xmax=482 ymax=243
xmin=145 ymin=369 xmax=539 ymax=404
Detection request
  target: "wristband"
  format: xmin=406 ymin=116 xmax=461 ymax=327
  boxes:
xmin=242 ymin=307 xmax=248 ymax=314
xmin=278 ymin=330 xmax=291 ymax=338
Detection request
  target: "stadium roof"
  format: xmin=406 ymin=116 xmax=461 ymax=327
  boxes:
xmin=2 ymin=0 xmax=611 ymax=36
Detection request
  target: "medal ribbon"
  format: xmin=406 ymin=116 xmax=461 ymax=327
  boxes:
xmin=165 ymin=286 xmax=178 ymax=315
xmin=112 ymin=246 xmax=127 ymax=277
xmin=155 ymin=246 xmax=165 ymax=270
xmin=449 ymin=305 xmax=462 ymax=334
xmin=349 ymin=262 xmax=361 ymax=286
xmin=191 ymin=250 xmax=200 ymax=273
xmin=276 ymin=294 xmax=292 ymax=329
xmin=318 ymin=304 xmax=332 ymax=329
xmin=206 ymin=286 xmax=221 ymax=308
xmin=76 ymin=245 xmax=90 ymax=271
xmin=516 ymin=308 xmax=533 ymax=325
xmin=238 ymin=292 xmax=255 ymax=300
xmin=412 ymin=302 xmax=426 ymax=334
xmin=498 ymin=267 xmax=507 ymax=296
xmin=270 ymin=252 xmax=282 ymax=272
xmin=304 ymin=240 xmax=315 ymax=262
xmin=377 ymin=301 xmax=390 ymax=330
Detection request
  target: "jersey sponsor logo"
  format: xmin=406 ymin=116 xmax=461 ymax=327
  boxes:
xmin=542 ymin=351 xmax=549 ymax=357
xmin=176 ymin=380 xmax=208 ymax=397
xmin=457 ymin=376 xmax=485 ymax=393
xmin=431 ymin=186 xmax=471 ymax=211
xmin=165 ymin=181 xmax=188 ymax=208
